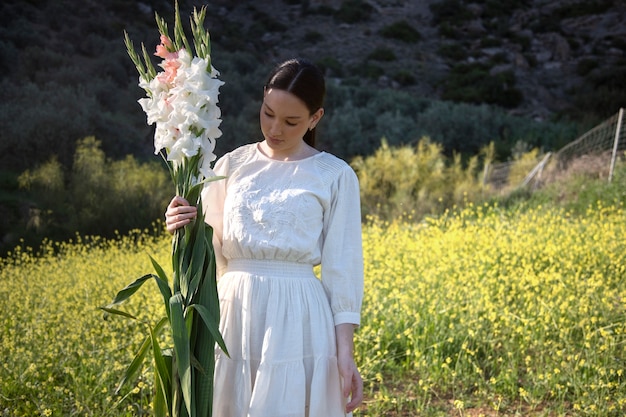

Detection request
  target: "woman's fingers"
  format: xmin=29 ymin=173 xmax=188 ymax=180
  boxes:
xmin=345 ymin=369 xmax=363 ymax=413
xmin=165 ymin=196 xmax=197 ymax=233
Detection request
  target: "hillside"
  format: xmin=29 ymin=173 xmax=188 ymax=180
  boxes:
xmin=0 ymin=0 xmax=624 ymax=252
xmin=206 ymin=0 xmax=625 ymax=120
xmin=1 ymin=0 xmax=624 ymax=170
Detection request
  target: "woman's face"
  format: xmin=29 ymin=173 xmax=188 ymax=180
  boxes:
xmin=260 ymin=88 xmax=322 ymax=157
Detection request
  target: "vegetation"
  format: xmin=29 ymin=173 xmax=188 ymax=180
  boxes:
xmin=379 ymin=21 xmax=422 ymax=43
xmin=3 ymin=163 xmax=626 ymax=416
xmin=0 ymin=0 xmax=618 ymax=255
xmin=334 ymin=0 xmax=374 ymax=23
xmin=366 ymin=47 xmax=397 ymax=62
xmin=8 ymin=137 xmax=170 ymax=253
xmin=441 ymin=63 xmax=523 ymax=109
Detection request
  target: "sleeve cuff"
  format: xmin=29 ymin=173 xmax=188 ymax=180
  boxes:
xmin=333 ymin=311 xmax=360 ymax=327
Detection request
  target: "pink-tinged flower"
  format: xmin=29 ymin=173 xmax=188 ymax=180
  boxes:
xmin=158 ymin=56 xmax=182 ymax=85
xmin=155 ymin=35 xmax=175 ymax=59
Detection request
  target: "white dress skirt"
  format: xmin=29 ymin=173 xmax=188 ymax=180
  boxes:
xmin=202 ymin=143 xmax=364 ymax=417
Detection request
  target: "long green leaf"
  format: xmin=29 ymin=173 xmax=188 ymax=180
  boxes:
xmin=190 ymin=225 xmax=223 ymax=417
xmin=150 ymin=319 xmax=172 ymax=413
xmin=99 ymin=307 xmax=138 ymax=320
xmin=115 ymin=336 xmax=151 ymax=394
xmin=189 ymin=304 xmax=228 ymax=355
xmin=185 ymin=216 xmax=207 ymax=304
xmin=170 ymin=293 xmax=193 ymax=415
xmin=155 ymin=346 xmax=174 ymax=417
xmin=102 ymin=273 xmax=155 ymax=308
xmin=154 ymin=365 xmax=167 ymax=417
xmin=149 ymin=256 xmax=174 ymax=319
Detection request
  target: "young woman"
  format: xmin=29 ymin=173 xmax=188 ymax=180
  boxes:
xmin=165 ymin=58 xmax=364 ymax=417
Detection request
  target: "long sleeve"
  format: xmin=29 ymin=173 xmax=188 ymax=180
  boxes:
xmin=201 ymin=155 xmax=230 ymax=277
xmin=320 ymin=162 xmax=364 ymax=326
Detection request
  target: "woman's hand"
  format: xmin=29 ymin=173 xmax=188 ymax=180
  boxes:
xmin=164 ymin=196 xmax=197 ymax=233
xmin=336 ymin=323 xmax=363 ymax=413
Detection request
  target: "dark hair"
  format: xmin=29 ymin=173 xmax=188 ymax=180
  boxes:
xmin=264 ymin=58 xmax=326 ymax=147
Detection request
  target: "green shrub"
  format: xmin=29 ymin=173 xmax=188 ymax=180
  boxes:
xmin=246 ymin=9 xmax=287 ymax=39
xmin=379 ymin=20 xmax=422 ymax=43
xmin=506 ymin=31 xmax=532 ymax=51
xmin=571 ymin=62 xmax=626 ymax=119
xmin=576 ymin=58 xmax=599 ymax=76
xmin=441 ymin=63 xmax=523 ymax=108
xmin=316 ymin=56 xmax=344 ymax=77
xmin=354 ymin=62 xmax=385 ymax=79
xmin=351 ymin=138 xmax=487 ymax=220
xmin=438 ymin=43 xmax=469 ymax=60
xmin=303 ymin=30 xmax=324 ymax=43
xmin=552 ymin=0 xmax=613 ymax=19
xmin=15 ymin=137 xmax=170 ymax=245
xmin=480 ymin=37 xmax=503 ymax=48
xmin=335 ymin=0 xmax=374 ymax=23
xmin=367 ymin=47 xmax=397 ymax=62
xmin=413 ymin=101 xmax=576 ymax=159
xmin=393 ymin=70 xmax=416 ymax=86
xmin=438 ymin=22 xmax=463 ymax=39
xmin=429 ymin=0 xmax=472 ymax=25
xmin=306 ymin=5 xmax=336 ymax=16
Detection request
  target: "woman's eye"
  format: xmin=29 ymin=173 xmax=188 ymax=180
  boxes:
xmin=264 ymin=112 xmax=274 ymax=118
xmin=286 ymin=121 xmax=297 ymax=127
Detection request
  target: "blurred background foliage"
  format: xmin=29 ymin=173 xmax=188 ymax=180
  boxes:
xmin=0 ymin=0 xmax=615 ymax=254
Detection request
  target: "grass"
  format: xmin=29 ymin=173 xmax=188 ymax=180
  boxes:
xmin=2 ymin=168 xmax=626 ymax=416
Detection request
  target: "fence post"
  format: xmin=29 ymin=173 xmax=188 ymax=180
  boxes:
xmin=609 ymin=107 xmax=624 ymax=183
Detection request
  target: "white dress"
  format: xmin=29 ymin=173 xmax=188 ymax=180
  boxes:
xmin=201 ymin=143 xmax=364 ymax=417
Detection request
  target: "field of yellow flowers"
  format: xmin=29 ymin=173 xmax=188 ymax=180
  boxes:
xmin=2 ymin=202 xmax=626 ymax=416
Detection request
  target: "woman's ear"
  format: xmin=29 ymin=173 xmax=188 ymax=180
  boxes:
xmin=310 ymin=108 xmax=324 ymax=130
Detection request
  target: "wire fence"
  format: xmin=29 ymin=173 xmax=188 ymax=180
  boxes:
xmin=485 ymin=108 xmax=626 ymax=191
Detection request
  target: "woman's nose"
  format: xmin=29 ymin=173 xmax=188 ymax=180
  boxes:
xmin=269 ymin=121 xmax=282 ymax=136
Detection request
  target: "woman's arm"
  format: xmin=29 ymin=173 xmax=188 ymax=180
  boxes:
xmin=336 ymin=323 xmax=363 ymax=413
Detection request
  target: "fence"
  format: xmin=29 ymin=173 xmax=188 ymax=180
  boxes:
xmin=485 ymin=108 xmax=625 ymax=191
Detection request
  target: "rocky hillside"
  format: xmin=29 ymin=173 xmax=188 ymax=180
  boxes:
xmin=1 ymin=0 xmax=624 ymax=172
xmin=201 ymin=0 xmax=625 ymax=121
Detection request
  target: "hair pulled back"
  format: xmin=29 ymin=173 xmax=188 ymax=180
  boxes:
xmin=264 ymin=58 xmax=326 ymax=148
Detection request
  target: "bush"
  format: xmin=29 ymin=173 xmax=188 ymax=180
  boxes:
xmin=303 ymin=30 xmax=324 ymax=44
xmin=441 ymin=63 xmax=523 ymax=108
xmin=351 ymin=138 xmax=487 ymax=220
xmin=335 ymin=0 xmax=374 ymax=23
xmin=576 ymin=58 xmax=600 ymax=76
xmin=316 ymin=56 xmax=344 ymax=77
xmin=393 ymin=70 xmax=416 ymax=86
xmin=430 ymin=0 xmax=472 ymax=25
xmin=414 ymin=101 xmax=577 ymax=159
xmin=379 ymin=20 xmax=422 ymax=43
xmin=367 ymin=47 xmax=397 ymax=62
xmin=13 ymin=137 xmax=170 ymax=248
xmin=438 ymin=43 xmax=469 ymax=60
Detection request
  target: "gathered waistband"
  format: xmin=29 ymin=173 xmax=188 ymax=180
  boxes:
xmin=226 ymin=259 xmax=315 ymax=279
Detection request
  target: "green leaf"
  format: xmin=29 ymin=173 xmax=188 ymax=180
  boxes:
xmin=153 ymin=362 xmax=167 ymax=417
xmin=190 ymin=227 xmax=224 ymax=417
xmin=99 ymin=307 xmax=138 ymax=320
xmin=100 ymin=273 xmax=155 ymax=309
xmin=173 ymin=1 xmax=192 ymax=54
xmin=115 ymin=336 xmax=151 ymax=394
xmin=189 ymin=304 xmax=228 ymax=356
xmin=170 ymin=293 xmax=193 ymax=415
xmin=186 ymin=217 xmax=208 ymax=304
xmin=150 ymin=318 xmax=172 ymax=412
xmin=149 ymin=256 xmax=174 ymax=319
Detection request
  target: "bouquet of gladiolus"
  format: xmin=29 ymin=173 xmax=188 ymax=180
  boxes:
xmin=100 ymin=3 xmax=227 ymax=417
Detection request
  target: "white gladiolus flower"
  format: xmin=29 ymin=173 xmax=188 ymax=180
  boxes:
xmin=137 ymin=48 xmax=223 ymax=170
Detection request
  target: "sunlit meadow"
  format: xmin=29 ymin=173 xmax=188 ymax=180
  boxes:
xmin=2 ymin=202 xmax=626 ymax=416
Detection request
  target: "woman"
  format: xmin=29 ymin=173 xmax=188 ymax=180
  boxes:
xmin=165 ymin=58 xmax=364 ymax=417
